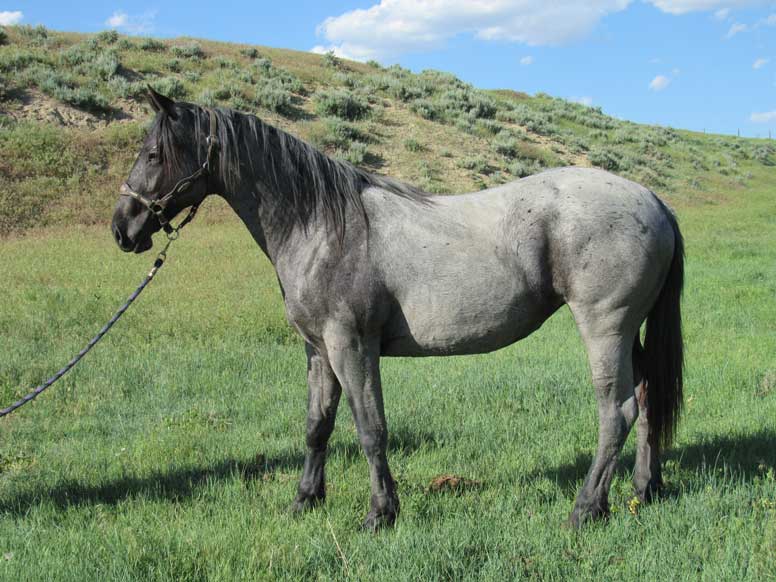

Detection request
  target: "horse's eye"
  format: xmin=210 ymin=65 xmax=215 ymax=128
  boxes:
xmin=147 ymin=149 xmax=159 ymax=163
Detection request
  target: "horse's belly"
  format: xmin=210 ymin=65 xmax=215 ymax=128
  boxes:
xmin=380 ymin=290 xmax=556 ymax=357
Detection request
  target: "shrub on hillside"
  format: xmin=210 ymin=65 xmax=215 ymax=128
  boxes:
xmin=323 ymin=50 xmax=341 ymax=69
xmin=0 ymin=27 xmax=8 ymax=46
xmin=252 ymin=58 xmax=304 ymax=93
xmin=108 ymin=77 xmax=146 ymax=99
xmin=309 ymin=117 xmax=367 ymax=151
xmin=139 ymin=38 xmax=166 ymax=52
xmin=89 ymin=52 xmax=120 ymax=80
xmin=509 ymin=159 xmax=542 ymax=178
xmin=96 ymin=30 xmax=119 ymax=44
xmin=171 ymin=43 xmax=205 ymax=60
xmin=254 ymin=79 xmax=293 ymax=113
xmin=588 ymin=146 xmax=633 ymax=172
xmin=148 ymin=76 xmax=186 ymax=99
xmin=404 ymin=138 xmax=425 ymax=152
xmin=315 ymin=89 xmax=370 ymax=121
xmin=240 ymin=47 xmax=259 ymax=59
xmin=0 ymin=49 xmax=43 ymax=72
xmin=16 ymin=25 xmax=48 ymax=45
xmin=336 ymin=141 xmax=368 ymax=165
xmin=457 ymin=156 xmax=490 ymax=174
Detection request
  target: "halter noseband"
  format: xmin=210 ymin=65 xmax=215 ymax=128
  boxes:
xmin=121 ymin=108 xmax=218 ymax=235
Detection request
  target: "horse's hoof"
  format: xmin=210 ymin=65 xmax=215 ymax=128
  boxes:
xmin=290 ymin=494 xmax=324 ymax=515
xmin=635 ymin=478 xmax=664 ymax=504
xmin=568 ymin=504 xmax=609 ymax=529
xmin=360 ymin=510 xmax=397 ymax=532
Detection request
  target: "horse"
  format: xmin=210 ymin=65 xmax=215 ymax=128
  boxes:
xmin=111 ymin=89 xmax=684 ymax=530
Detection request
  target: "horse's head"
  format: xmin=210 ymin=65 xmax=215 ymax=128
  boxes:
xmin=111 ymin=88 xmax=216 ymax=253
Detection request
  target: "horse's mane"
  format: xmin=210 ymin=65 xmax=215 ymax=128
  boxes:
xmin=157 ymin=103 xmax=429 ymax=239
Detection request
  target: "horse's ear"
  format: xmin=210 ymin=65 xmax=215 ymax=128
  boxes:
xmin=146 ymin=85 xmax=178 ymax=119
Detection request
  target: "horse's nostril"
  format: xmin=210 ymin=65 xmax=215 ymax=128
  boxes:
xmin=112 ymin=223 xmax=123 ymax=246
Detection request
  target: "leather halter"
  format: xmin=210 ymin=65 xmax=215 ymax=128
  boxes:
xmin=121 ymin=108 xmax=218 ymax=234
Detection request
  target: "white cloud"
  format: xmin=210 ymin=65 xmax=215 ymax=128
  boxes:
xmin=520 ymin=55 xmax=534 ymax=65
xmin=314 ymin=1 xmax=771 ymax=59
xmin=725 ymin=22 xmax=748 ymax=38
xmin=572 ymin=96 xmax=594 ymax=106
xmin=315 ymin=0 xmax=632 ymax=60
xmin=649 ymin=1 xmax=763 ymax=15
xmin=750 ymin=110 xmax=776 ymax=123
xmin=753 ymin=58 xmax=769 ymax=69
xmin=106 ymin=11 xmax=127 ymax=28
xmin=672 ymin=67 xmax=681 ymax=75
xmin=0 ymin=10 xmax=23 ymax=25
xmin=761 ymin=14 xmax=776 ymax=26
xmin=649 ymin=75 xmax=671 ymax=91
xmin=104 ymin=10 xmax=156 ymax=35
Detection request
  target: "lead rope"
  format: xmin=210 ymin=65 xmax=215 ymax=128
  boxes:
xmin=0 ymin=206 xmax=197 ymax=419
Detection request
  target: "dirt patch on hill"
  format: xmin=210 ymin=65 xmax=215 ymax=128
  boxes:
xmin=1 ymin=89 xmax=147 ymax=128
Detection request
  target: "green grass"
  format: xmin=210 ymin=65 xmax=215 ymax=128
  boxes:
xmin=0 ymin=165 xmax=775 ymax=580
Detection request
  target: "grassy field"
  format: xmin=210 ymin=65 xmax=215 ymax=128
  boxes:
xmin=1 ymin=24 xmax=776 ymax=582
xmin=0 ymin=165 xmax=775 ymax=580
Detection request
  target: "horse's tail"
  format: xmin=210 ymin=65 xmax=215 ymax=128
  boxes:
xmin=643 ymin=204 xmax=684 ymax=448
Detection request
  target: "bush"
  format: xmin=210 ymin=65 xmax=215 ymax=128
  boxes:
xmin=336 ymin=141 xmax=367 ymax=165
xmin=509 ymin=159 xmax=542 ymax=178
xmin=96 ymin=30 xmax=119 ymax=44
xmin=171 ymin=43 xmax=205 ymax=60
xmin=588 ymin=146 xmax=633 ymax=172
xmin=403 ymin=138 xmax=424 ymax=152
xmin=0 ymin=49 xmax=43 ymax=72
xmin=457 ymin=156 xmax=490 ymax=174
xmin=309 ymin=117 xmax=366 ymax=150
xmin=493 ymin=131 xmax=519 ymax=158
xmin=89 ymin=52 xmax=120 ymax=80
xmin=323 ymin=50 xmax=341 ymax=69
xmin=314 ymin=89 xmax=370 ymax=121
xmin=198 ymin=89 xmax=216 ymax=107
xmin=139 ymin=38 xmax=166 ymax=52
xmin=108 ymin=77 xmax=146 ymax=99
xmin=252 ymin=58 xmax=304 ymax=93
xmin=16 ymin=25 xmax=48 ymax=45
xmin=240 ymin=47 xmax=259 ymax=59
xmin=214 ymin=57 xmax=237 ymax=69
xmin=366 ymin=59 xmax=381 ymax=69
xmin=148 ymin=76 xmax=186 ymax=99
xmin=60 ymin=43 xmax=95 ymax=66
xmin=254 ymin=79 xmax=293 ymax=113
xmin=116 ymin=38 xmax=134 ymax=51
xmin=167 ymin=58 xmax=182 ymax=72
xmin=60 ymin=87 xmax=110 ymax=112
xmin=0 ymin=27 xmax=8 ymax=46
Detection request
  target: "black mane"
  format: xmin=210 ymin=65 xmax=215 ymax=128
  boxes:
xmin=157 ymin=104 xmax=429 ymax=239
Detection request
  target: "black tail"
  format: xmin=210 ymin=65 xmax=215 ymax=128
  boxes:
xmin=643 ymin=204 xmax=684 ymax=448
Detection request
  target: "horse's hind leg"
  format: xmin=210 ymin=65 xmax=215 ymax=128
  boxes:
xmin=291 ymin=343 xmax=342 ymax=513
xmin=569 ymin=322 xmax=640 ymax=527
xmin=632 ymin=340 xmax=664 ymax=501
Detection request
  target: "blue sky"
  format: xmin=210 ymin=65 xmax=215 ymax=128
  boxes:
xmin=3 ymin=1 xmax=776 ymax=137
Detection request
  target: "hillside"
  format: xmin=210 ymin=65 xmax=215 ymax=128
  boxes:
xmin=0 ymin=24 xmax=774 ymax=236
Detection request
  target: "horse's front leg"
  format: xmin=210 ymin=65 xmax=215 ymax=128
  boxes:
xmin=291 ymin=343 xmax=342 ymax=513
xmin=325 ymin=329 xmax=398 ymax=530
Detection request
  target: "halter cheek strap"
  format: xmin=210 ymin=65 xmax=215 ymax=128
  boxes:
xmin=121 ymin=108 xmax=218 ymax=234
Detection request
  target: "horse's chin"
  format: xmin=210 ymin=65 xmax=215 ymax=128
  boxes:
xmin=132 ymin=237 xmax=153 ymax=254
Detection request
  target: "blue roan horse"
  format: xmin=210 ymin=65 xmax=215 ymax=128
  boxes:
xmin=112 ymin=90 xmax=683 ymax=530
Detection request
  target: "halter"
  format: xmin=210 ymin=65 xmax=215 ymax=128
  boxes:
xmin=120 ymin=108 xmax=218 ymax=235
